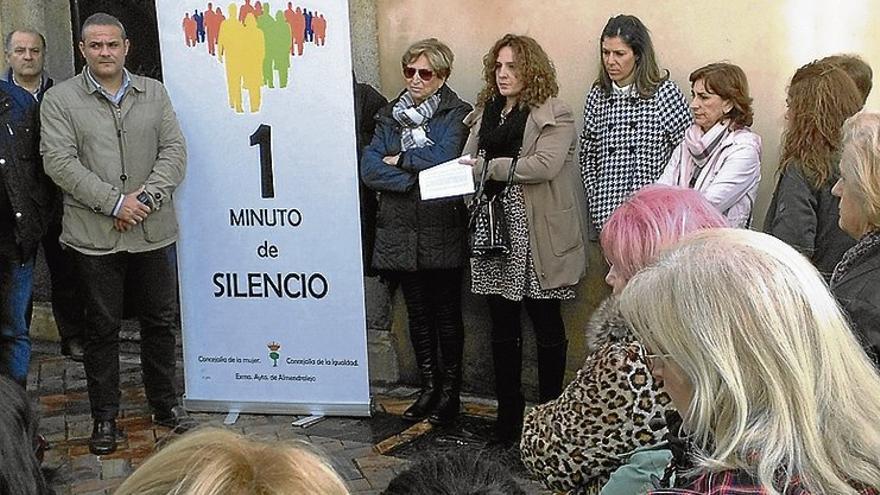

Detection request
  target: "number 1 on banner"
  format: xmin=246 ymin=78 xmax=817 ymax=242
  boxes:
xmin=249 ymin=124 xmax=274 ymax=198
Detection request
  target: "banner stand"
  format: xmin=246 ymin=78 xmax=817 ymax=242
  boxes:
xmin=184 ymin=398 xmax=370 ymax=417
xmin=157 ymin=0 xmax=371 ymax=417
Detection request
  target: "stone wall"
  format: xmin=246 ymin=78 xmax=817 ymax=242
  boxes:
xmin=0 ymin=0 xmax=75 ymax=80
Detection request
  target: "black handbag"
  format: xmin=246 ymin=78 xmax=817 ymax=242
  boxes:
xmin=467 ymin=149 xmax=520 ymax=258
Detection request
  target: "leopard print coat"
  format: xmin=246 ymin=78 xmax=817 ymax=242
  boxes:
xmin=520 ymin=297 xmax=674 ymax=494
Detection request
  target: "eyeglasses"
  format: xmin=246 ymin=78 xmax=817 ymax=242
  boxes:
xmin=403 ymin=66 xmax=435 ymax=82
xmin=644 ymin=352 xmax=673 ymax=374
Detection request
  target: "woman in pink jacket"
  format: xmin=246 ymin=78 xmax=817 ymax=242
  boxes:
xmin=658 ymin=63 xmax=761 ymax=228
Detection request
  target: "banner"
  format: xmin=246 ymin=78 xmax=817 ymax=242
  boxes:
xmin=156 ymin=0 xmax=370 ymax=416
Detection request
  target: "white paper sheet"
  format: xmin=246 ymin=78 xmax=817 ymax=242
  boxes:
xmin=419 ymin=157 xmax=476 ymax=200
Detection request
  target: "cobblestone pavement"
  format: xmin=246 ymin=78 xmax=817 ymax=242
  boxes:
xmin=29 ymin=341 xmax=550 ymax=494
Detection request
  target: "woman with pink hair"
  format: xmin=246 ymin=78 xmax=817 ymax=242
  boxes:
xmin=520 ymin=184 xmax=727 ymax=494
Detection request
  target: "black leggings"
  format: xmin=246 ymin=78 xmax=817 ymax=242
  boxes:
xmin=389 ymin=268 xmax=464 ymax=371
xmin=485 ymin=295 xmax=565 ymax=347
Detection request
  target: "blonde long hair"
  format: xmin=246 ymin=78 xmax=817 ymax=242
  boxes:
xmin=839 ymin=111 xmax=880 ymax=230
xmin=619 ymin=229 xmax=880 ymax=494
xmin=114 ymin=427 xmax=350 ymax=495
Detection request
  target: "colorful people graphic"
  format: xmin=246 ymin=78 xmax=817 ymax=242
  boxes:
xmin=241 ymin=13 xmax=265 ymax=112
xmin=257 ymin=7 xmax=293 ymax=88
xmin=204 ymin=3 xmax=225 ymax=56
xmin=304 ymin=9 xmax=313 ymax=42
xmin=194 ymin=9 xmax=206 ymax=42
xmin=238 ymin=0 xmax=256 ymax=23
xmin=285 ymin=4 xmax=306 ymax=56
xmin=187 ymin=1 xmax=329 ymax=113
xmin=183 ymin=13 xmax=197 ymax=46
xmin=313 ymin=13 xmax=326 ymax=46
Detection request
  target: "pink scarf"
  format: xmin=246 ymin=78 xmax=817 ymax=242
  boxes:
xmin=680 ymin=121 xmax=730 ymax=188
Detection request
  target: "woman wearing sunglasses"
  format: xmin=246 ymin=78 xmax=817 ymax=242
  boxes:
xmin=361 ymin=38 xmax=472 ymax=425
xmin=620 ymin=229 xmax=880 ymax=494
xmin=459 ymin=34 xmax=588 ymax=444
xmin=520 ymin=185 xmax=726 ymax=494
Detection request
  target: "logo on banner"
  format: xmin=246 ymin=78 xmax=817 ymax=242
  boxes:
xmin=180 ymin=1 xmax=330 ymax=114
xmin=267 ymin=341 xmax=281 ymax=366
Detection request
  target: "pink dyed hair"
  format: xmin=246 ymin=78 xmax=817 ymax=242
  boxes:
xmin=600 ymin=185 xmax=728 ymax=281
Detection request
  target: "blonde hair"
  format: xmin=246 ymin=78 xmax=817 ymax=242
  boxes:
xmin=619 ymin=229 xmax=880 ymax=494
xmin=400 ymin=38 xmax=454 ymax=80
xmin=839 ymin=111 xmax=880 ymax=230
xmin=114 ymin=428 xmax=350 ymax=495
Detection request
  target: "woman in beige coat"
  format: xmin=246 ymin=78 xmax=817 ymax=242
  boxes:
xmin=460 ymin=34 xmax=588 ymax=444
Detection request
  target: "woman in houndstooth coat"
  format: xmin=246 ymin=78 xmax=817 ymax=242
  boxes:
xmin=580 ymin=15 xmax=691 ymax=236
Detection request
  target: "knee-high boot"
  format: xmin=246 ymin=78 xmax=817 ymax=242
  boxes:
xmin=403 ymin=323 xmax=441 ymax=421
xmin=536 ymin=339 xmax=568 ymax=403
xmin=491 ymin=338 xmax=524 ymax=443
xmin=428 ymin=320 xmax=463 ymax=425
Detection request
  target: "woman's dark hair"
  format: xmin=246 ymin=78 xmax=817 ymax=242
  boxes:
xmin=0 ymin=376 xmax=50 ymax=495
xmin=382 ymin=452 xmax=526 ymax=495
xmin=594 ymin=14 xmax=668 ymax=98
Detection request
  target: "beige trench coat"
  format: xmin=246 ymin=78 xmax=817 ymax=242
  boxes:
xmin=463 ymin=97 xmax=588 ymax=290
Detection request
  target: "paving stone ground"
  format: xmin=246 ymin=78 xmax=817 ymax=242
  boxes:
xmin=29 ymin=341 xmax=550 ymax=494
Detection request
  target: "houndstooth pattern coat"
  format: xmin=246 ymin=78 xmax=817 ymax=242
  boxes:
xmin=579 ymin=80 xmax=691 ymax=233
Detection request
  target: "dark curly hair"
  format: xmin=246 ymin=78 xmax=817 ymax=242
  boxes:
xmin=476 ymin=34 xmax=558 ymax=109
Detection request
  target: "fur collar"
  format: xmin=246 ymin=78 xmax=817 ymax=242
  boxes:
xmin=584 ymin=297 xmax=632 ymax=350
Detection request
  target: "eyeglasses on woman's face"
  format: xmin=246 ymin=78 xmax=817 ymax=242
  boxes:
xmin=403 ymin=66 xmax=435 ymax=82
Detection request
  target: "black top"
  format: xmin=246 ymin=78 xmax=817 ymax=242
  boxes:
xmin=764 ymin=164 xmax=856 ymax=280
xmin=0 ymin=172 xmax=18 ymax=260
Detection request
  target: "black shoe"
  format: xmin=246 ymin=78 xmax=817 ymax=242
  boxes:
xmin=62 ymin=338 xmax=84 ymax=362
xmin=402 ymin=388 xmax=440 ymax=422
xmin=89 ymin=419 xmax=119 ymax=455
xmin=427 ymin=392 xmax=460 ymax=426
xmin=153 ymin=405 xmax=198 ymax=432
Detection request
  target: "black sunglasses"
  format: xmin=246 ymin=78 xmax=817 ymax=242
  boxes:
xmin=403 ymin=67 xmax=435 ymax=82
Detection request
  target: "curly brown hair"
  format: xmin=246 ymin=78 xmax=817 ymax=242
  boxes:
xmin=819 ymin=54 xmax=873 ymax=106
xmin=475 ymin=34 xmax=558 ymax=109
xmin=780 ymin=60 xmax=863 ymax=189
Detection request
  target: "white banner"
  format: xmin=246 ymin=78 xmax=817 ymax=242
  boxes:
xmin=156 ymin=0 xmax=370 ymax=416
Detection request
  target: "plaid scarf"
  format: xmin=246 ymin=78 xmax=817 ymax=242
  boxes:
xmin=831 ymin=229 xmax=880 ymax=285
xmin=392 ymin=90 xmax=440 ymax=151
xmin=683 ymin=121 xmax=730 ymax=187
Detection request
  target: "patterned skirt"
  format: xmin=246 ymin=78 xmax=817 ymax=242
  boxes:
xmin=471 ymin=185 xmax=575 ymax=301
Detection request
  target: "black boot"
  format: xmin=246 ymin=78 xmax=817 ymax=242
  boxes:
xmin=403 ymin=375 xmax=440 ymax=421
xmin=403 ymin=323 xmax=440 ymax=422
xmin=89 ymin=419 xmax=119 ymax=455
xmin=429 ymin=317 xmax=464 ymax=426
xmin=491 ymin=339 xmax=524 ymax=444
xmin=536 ymin=339 xmax=568 ymax=403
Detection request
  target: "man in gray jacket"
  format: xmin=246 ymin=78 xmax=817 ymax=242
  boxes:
xmin=40 ymin=12 xmax=190 ymax=455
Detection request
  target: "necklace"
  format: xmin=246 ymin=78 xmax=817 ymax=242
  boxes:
xmin=499 ymin=106 xmax=512 ymax=125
